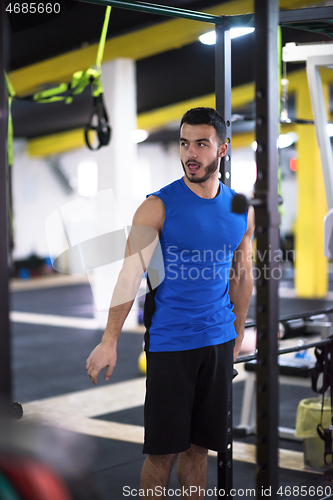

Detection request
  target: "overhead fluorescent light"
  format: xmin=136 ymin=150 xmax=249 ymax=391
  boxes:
xmin=199 ymin=27 xmax=255 ymax=45
xmin=77 ymin=161 xmax=98 ymax=197
xmin=278 ymin=132 xmax=298 ymax=149
xmin=130 ymin=129 xmax=149 ymax=143
xmin=327 ymin=123 xmax=333 ymax=137
xmin=252 ymin=133 xmax=298 ymax=151
xmin=230 ymin=27 xmax=255 ymax=39
xmin=199 ymin=31 xmax=216 ymax=45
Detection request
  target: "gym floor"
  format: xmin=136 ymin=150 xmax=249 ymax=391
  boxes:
xmin=8 ymin=269 xmax=333 ymax=499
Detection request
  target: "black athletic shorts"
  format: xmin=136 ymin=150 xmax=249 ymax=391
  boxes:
xmin=143 ymin=340 xmax=234 ymax=455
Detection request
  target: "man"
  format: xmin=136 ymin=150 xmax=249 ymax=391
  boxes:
xmin=86 ymin=107 xmax=255 ymax=499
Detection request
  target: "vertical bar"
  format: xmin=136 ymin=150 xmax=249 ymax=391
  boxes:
xmin=0 ymin=1 xmax=12 ymax=406
xmin=306 ymin=56 xmax=333 ymax=210
xmin=215 ymin=24 xmax=232 ymax=188
xmin=216 ymin=396 xmax=233 ymax=498
xmin=254 ymin=0 xmax=280 ymax=498
xmin=215 ymin=23 xmax=233 ymax=497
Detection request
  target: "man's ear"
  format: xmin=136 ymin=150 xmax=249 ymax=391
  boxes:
xmin=219 ymin=143 xmax=228 ymax=158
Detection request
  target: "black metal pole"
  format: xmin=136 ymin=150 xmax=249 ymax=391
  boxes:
xmin=215 ymin=23 xmax=233 ymax=497
xmin=81 ymin=0 xmax=225 ymax=24
xmin=216 ymin=24 xmax=232 ymax=188
xmin=254 ymin=0 xmax=280 ymax=498
xmin=236 ymin=337 xmax=333 ymax=365
xmin=0 ymin=1 xmax=12 ymax=407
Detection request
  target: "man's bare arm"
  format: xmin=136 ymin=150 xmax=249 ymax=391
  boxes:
xmin=86 ymin=195 xmax=165 ymax=384
xmin=229 ymin=206 xmax=255 ymax=361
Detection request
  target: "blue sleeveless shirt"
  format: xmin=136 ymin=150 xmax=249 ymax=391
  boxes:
xmin=144 ymin=177 xmax=248 ymax=352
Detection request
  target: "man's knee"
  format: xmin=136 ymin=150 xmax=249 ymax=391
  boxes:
xmin=180 ymin=444 xmax=208 ymax=460
xmin=147 ymin=453 xmax=178 ymax=469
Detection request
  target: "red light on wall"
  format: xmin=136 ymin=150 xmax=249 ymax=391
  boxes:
xmin=289 ymin=158 xmax=298 ymax=172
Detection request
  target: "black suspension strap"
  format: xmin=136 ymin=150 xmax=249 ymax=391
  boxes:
xmin=84 ymin=93 xmax=111 ymax=150
xmin=6 ymin=6 xmax=112 ymax=153
xmin=84 ymin=5 xmax=112 ymax=150
xmin=312 ymin=341 xmax=333 ymax=466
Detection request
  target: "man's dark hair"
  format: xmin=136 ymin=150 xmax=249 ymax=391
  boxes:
xmin=180 ymin=107 xmax=227 ymax=144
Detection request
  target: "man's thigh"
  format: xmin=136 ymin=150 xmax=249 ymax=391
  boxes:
xmin=143 ymin=342 xmax=234 ymax=455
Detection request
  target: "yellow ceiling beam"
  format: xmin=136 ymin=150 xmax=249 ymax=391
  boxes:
xmin=137 ymin=95 xmax=215 ymax=131
xmin=27 ymin=121 xmax=297 ymax=157
xmin=28 ymin=128 xmax=86 ymax=157
xmin=140 ymin=65 xmax=333 ymax=133
xmin=28 ymin=82 xmax=255 ymax=156
xmin=279 ymin=0 xmax=325 ymax=6
xmin=232 ymin=132 xmax=255 ymax=149
xmin=231 ymin=123 xmax=295 ymax=149
xmin=28 ymin=81 xmax=298 ymax=157
xmin=8 ymin=0 xmax=325 ymax=96
xmin=8 ymin=0 xmax=253 ymax=96
xmin=138 ymin=81 xmax=255 ymax=131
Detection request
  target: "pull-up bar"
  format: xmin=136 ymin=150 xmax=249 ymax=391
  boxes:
xmin=81 ymin=0 xmax=254 ymax=27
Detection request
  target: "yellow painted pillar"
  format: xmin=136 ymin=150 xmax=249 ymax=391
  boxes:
xmin=294 ymin=74 xmax=328 ymax=297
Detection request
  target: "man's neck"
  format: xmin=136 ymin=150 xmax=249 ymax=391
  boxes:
xmin=183 ymin=175 xmax=220 ymax=199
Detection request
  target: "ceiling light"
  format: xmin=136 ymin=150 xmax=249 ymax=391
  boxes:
xmin=199 ymin=31 xmax=216 ymax=45
xmin=230 ymin=27 xmax=255 ymax=39
xmin=278 ymin=132 xmax=298 ymax=149
xmin=327 ymin=123 xmax=333 ymax=137
xmin=77 ymin=161 xmax=98 ymax=197
xmin=199 ymin=27 xmax=255 ymax=45
xmin=130 ymin=129 xmax=149 ymax=143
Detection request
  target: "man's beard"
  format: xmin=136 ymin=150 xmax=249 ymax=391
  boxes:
xmin=181 ymin=151 xmax=220 ymax=184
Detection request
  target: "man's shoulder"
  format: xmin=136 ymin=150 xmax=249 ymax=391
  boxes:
xmin=134 ymin=195 xmax=165 ymax=233
xmin=147 ymin=178 xmax=182 ymax=199
xmin=220 ymin=181 xmax=236 ymax=199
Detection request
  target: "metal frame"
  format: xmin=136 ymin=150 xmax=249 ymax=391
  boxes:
xmin=216 ymin=25 xmax=232 ymax=188
xmin=82 ymin=3 xmax=280 ymax=496
xmin=254 ymin=1 xmax=280 ymax=497
xmin=307 ymin=54 xmax=333 ymax=210
xmin=279 ymin=6 xmax=333 ymax=24
xmin=0 ymin=0 xmax=12 ymax=406
xmin=83 ymin=0 xmax=254 ymax=26
xmin=283 ymin=43 xmax=333 ymax=211
xmin=2 ymin=0 xmax=333 ymax=497
xmin=215 ymin=24 xmax=233 ymax=494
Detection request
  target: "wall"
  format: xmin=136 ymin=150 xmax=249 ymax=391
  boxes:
xmin=12 ymin=139 xmax=297 ymax=263
xmin=12 ymin=139 xmax=79 ymax=262
xmin=11 ymin=139 xmax=182 ymax=263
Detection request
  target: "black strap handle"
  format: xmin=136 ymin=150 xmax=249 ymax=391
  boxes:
xmin=317 ymin=423 xmax=333 ymax=466
xmin=85 ymin=94 xmax=111 ymax=150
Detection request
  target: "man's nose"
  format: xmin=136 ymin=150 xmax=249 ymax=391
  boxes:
xmin=187 ymin=144 xmax=197 ymax=157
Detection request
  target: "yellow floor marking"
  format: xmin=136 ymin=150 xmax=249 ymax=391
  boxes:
xmin=10 ymin=274 xmax=90 ymax=291
xmin=10 ymin=311 xmax=146 ymax=333
xmin=20 ymin=377 xmax=319 ymax=474
xmin=209 ymin=444 xmax=319 ymax=474
xmin=10 ymin=311 xmax=100 ymax=330
xmin=22 ymin=378 xmax=146 ymax=419
xmin=39 ymin=414 xmax=145 ymax=445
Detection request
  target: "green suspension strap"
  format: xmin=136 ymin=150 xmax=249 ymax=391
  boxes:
xmin=7 ymin=6 xmax=112 ymax=148
xmin=84 ymin=5 xmax=112 ymax=149
xmin=4 ymin=6 xmax=112 ymax=253
xmin=33 ymin=5 xmax=112 ymax=149
xmin=277 ymin=26 xmax=284 ymax=218
xmin=4 ymin=73 xmax=15 ymax=254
